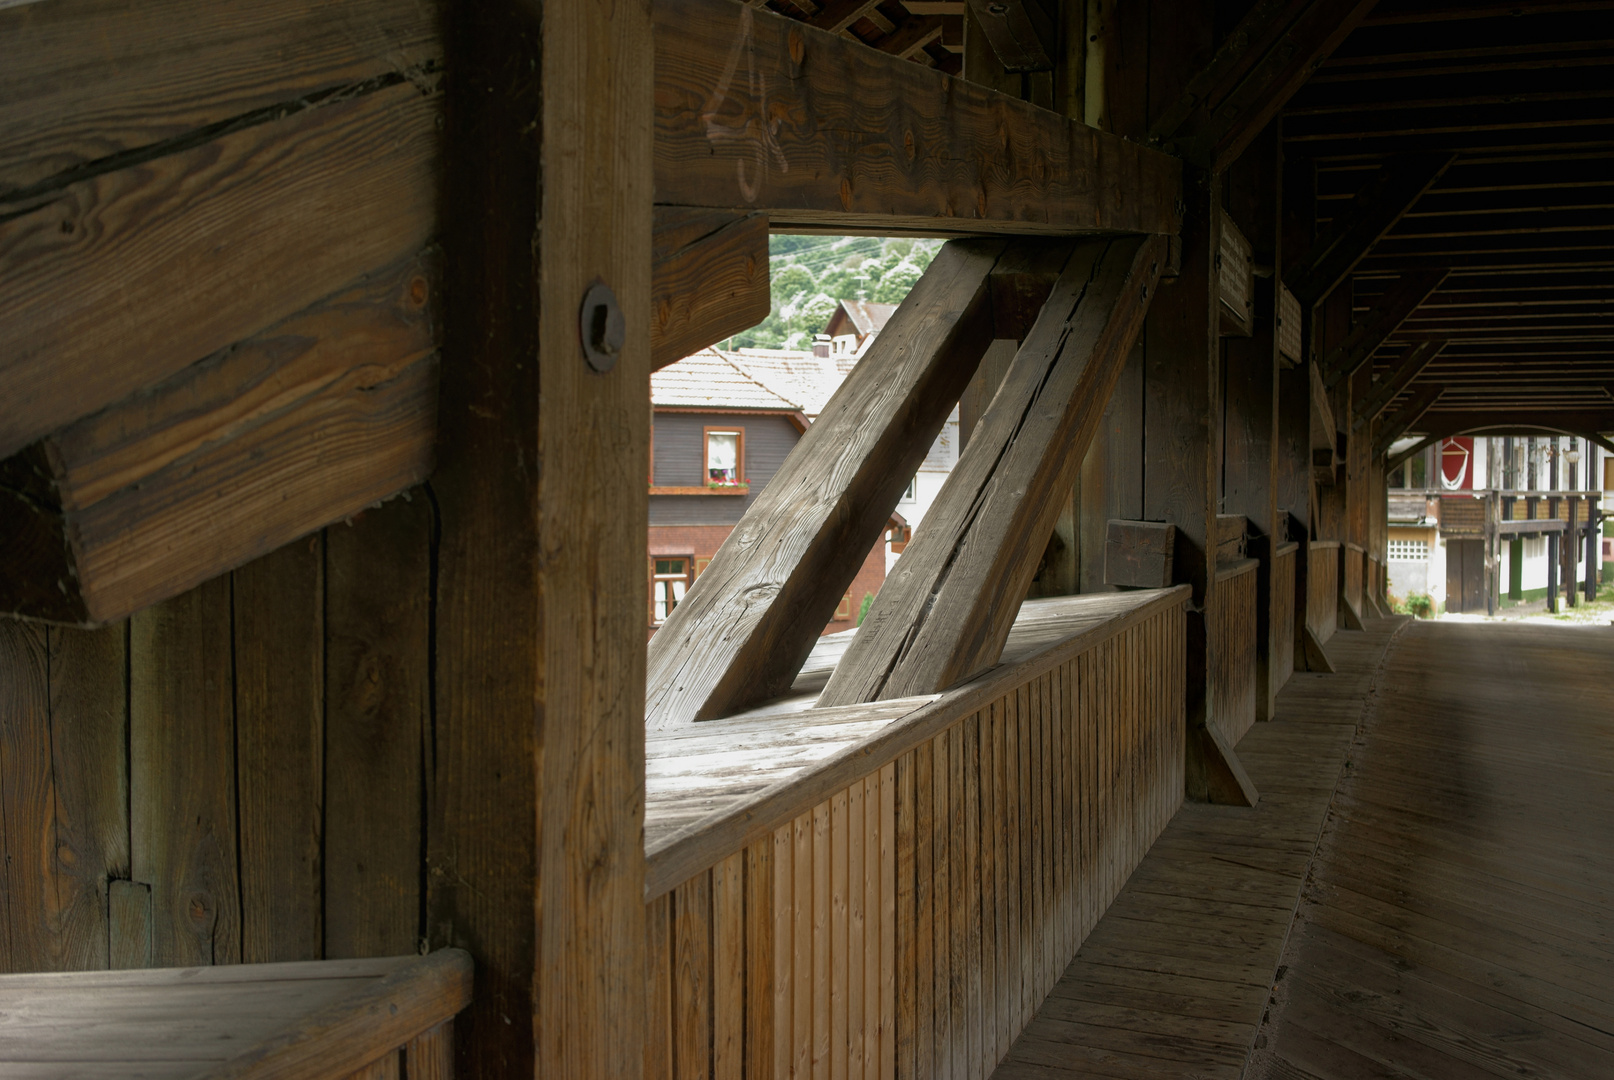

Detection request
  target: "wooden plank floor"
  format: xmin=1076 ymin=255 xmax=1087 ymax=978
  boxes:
xmin=1248 ymin=620 xmax=1614 ymax=1080
xmin=990 ymin=617 xmax=1409 ymax=1080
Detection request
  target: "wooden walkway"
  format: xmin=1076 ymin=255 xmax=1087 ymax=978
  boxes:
xmin=989 ymin=617 xmax=1409 ymax=1080
xmin=991 ymin=616 xmax=1614 ymax=1079
xmin=1249 ymin=620 xmax=1614 ymax=1080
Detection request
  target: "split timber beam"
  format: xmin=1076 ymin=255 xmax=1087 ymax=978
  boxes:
xmin=819 ymin=235 xmax=1167 ymax=705
xmin=653 ymin=0 xmax=1182 ymax=237
xmin=1320 ymin=269 xmax=1448 ymax=390
xmin=1352 ymin=339 xmax=1446 ymax=432
xmin=1286 ymin=153 xmax=1456 ymax=306
xmin=645 ymin=238 xmax=1068 ymax=729
xmin=1373 ymin=383 xmax=1446 ymax=457
xmin=1148 ymin=0 xmax=1379 ymax=172
xmin=650 ymin=209 xmax=769 ymax=370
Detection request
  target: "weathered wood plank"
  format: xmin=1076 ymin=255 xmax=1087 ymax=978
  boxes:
xmin=651 ymin=208 xmax=770 ymax=370
xmin=233 ymin=537 xmax=323 ymax=964
xmin=324 ymin=498 xmax=431 ymax=960
xmin=0 ymin=0 xmax=438 ymax=195
xmin=129 ymin=577 xmax=239 ymax=968
xmin=645 ymin=893 xmax=672 ymax=1080
xmin=0 ymin=253 xmax=438 ymax=626
xmin=673 ymin=874 xmax=712 ymax=1080
xmin=0 ymin=620 xmax=54 ymax=973
xmin=822 ymin=235 xmax=1166 ymax=704
xmin=654 ymin=0 xmax=1181 ymax=236
xmin=646 ymin=239 xmax=1006 ymax=728
xmin=0 ymin=82 xmax=440 ymax=460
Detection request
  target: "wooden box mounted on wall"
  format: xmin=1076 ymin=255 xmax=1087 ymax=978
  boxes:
xmin=1105 ymin=519 xmax=1177 ymax=588
xmin=1276 ymin=283 xmax=1303 ymax=366
xmin=1217 ymin=209 xmax=1255 ymax=337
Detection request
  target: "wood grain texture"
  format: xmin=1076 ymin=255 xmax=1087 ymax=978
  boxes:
xmin=325 ymin=498 xmax=431 ymax=960
xmin=646 ymin=239 xmax=1007 ymax=729
xmin=0 ymin=81 xmax=440 ymax=459
xmin=0 ymin=620 xmax=54 ymax=973
xmin=0 ymin=0 xmax=438 ymax=195
xmin=823 ymin=235 xmax=1166 ymax=704
xmin=1210 ymin=559 xmax=1259 ymax=747
xmin=1307 ymin=541 xmax=1341 ymax=645
xmin=233 ymin=537 xmax=323 ymax=964
xmin=0 ymin=251 xmax=439 ymax=626
xmin=653 ymin=0 xmax=1180 ymax=236
xmin=10 ymin=623 xmax=129 ymax=974
xmin=1103 ymin=520 xmax=1176 ymax=588
xmin=651 ymin=208 xmax=770 ymax=370
xmin=533 ymin=0 xmax=653 ymax=1075
xmin=129 ymin=576 xmax=239 ymax=967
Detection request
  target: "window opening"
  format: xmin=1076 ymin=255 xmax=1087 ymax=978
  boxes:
xmin=705 ymin=429 xmax=742 ymax=486
xmin=652 ymin=557 xmax=690 ymax=624
xmin=1388 ymin=539 xmax=1428 ymax=561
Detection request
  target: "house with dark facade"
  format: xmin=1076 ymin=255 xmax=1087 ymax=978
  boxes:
xmin=648 ymin=349 xmax=893 ymax=633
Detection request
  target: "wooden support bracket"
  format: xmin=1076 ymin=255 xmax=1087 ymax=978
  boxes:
xmin=964 ymin=0 xmax=1057 ymax=72
xmin=1200 ymin=721 xmax=1259 ymax=808
xmin=1352 ymin=339 xmax=1445 ymax=432
xmin=1286 ymin=153 xmax=1455 ymax=305
xmin=1299 ymin=625 xmax=1335 ymax=673
xmin=650 ymin=208 xmax=769 ymax=369
xmin=1320 ymin=269 xmax=1448 ymax=390
xmin=1340 ymin=597 xmax=1366 ymax=631
xmin=821 ymin=234 xmax=1168 ymax=704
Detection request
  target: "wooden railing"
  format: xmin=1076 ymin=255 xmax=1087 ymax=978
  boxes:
xmin=643 ymin=588 xmax=1188 ymax=1080
xmin=1210 ymin=558 xmax=1258 ymax=746
xmin=1307 ymin=541 xmax=1340 ymax=644
xmin=0 ymin=951 xmax=471 ymax=1079
xmin=1271 ymin=541 xmax=1298 ymax=705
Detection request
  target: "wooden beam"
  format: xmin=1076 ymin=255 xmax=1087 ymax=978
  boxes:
xmin=653 ymin=0 xmax=1181 ymax=236
xmin=1352 ymin=339 xmax=1446 ymax=431
xmin=0 ymin=80 xmax=439 ymax=462
xmin=1320 ymin=269 xmax=1449 ymax=389
xmin=1373 ymin=383 xmax=1445 ymax=456
xmin=963 ymin=0 xmax=1056 ymax=72
xmin=650 ymin=208 xmax=770 ymax=369
xmin=1285 ymin=153 xmax=1456 ymax=305
xmin=1147 ymin=0 xmax=1379 ymax=172
xmin=0 ymin=254 xmax=438 ymax=626
xmin=645 ymin=239 xmax=1010 ymax=729
xmin=808 ymin=0 xmax=883 ymax=33
xmin=876 ymin=14 xmax=947 ymax=59
xmin=427 ymin=0 xmax=649 ymax=1073
xmin=820 ymin=234 xmax=1167 ymax=704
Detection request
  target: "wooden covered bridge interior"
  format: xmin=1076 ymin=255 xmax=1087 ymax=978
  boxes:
xmin=1 ymin=0 xmax=1611 ymax=1077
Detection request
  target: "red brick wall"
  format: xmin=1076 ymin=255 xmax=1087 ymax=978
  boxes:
xmin=648 ymin=524 xmax=886 ymax=635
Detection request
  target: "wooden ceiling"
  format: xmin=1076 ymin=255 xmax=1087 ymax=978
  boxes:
xmin=1287 ymin=0 xmax=1614 ymax=437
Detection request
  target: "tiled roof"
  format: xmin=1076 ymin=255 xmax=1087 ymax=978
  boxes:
xmin=651 ymin=349 xmax=802 ymax=411
xmin=728 ymin=350 xmax=846 ymax=417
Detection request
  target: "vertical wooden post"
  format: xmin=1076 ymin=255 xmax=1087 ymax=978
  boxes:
xmin=1223 ymin=121 xmax=1281 ymax=720
xmin=1566 ymin=497 xmax=1579 ymax=608
xmin=430 ymin=0 xmax=649 ymax=1075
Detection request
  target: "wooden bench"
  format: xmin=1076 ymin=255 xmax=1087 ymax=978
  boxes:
xmin=0 ymin=949 xmax=470 ymax=1079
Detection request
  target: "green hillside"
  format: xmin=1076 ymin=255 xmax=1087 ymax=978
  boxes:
xmin=729 ymin=234 xmax=943 ymax=350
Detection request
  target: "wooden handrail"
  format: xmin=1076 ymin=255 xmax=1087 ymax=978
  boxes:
xmin=645 ymin=586 xmax=1188 ymax=899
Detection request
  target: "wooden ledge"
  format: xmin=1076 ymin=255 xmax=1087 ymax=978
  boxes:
xmin=1275 ymin=540 xmax=1300 ymax=558
xmin=1309 ymin=539 xmax=1342 ymax=550
xmin=649 ymin=484 xmax=749 ymax=496
xmin=643 ymin=585 xmax=1189 ymax=899
xmin=1215 ymin=557 xmax=1260 ymax=584
xmin=0 ymin=949 xmax=472 ymax=1079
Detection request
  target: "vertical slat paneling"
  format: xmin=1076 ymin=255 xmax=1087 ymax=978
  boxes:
xmin=647 ymin=892 xmax=673 ymax=1080
xmin=674 ymin=873 xmax=711 ymax=1080
xmin=639 ymin=600 xmax=1190 ymax=1080
xmin=130 ymin=578 xmax=239 ymax=968
xmin=1211 ymin=565 xmax=1259 ymax=747
xmin=233 ymin=537 xmax=323 ymax=964
xmin=713 ymin=853 xmax=744 ymax=1080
